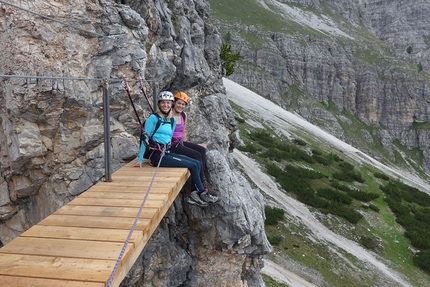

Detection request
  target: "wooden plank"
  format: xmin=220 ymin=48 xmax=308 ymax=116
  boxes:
xmin=112 ymin=170 xmax=188 ymax=177
xmin=0 ymin=276 xmax=104 ymax=287
xmin=94 ymin=181 xmax=182 ymax=188
xmin=0 ymin=237 xmax=133 ymax=261
xmin=114 ymin=166 xmax=188 ymax=173
xmin=110 ymin=178 xmax=182 ymax=186
xmin=38 ymin=214 xmax=151 ymax=231
xmin=67 ymin=197 xmax=166 ymax=209
xmin=78 ymin=191 xmax=170 ymax=201
xmin=87 ymin=185 xmax=178 ymax=194
xmin=53 ymin=205 xmax=159 ymax=219
xmin=0 ymin=254 xmax=114 ymax=282
xmin=20 ymin=225 xmax=146 ymax=243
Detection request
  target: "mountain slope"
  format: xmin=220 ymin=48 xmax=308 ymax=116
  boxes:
xmin=208 ymin=0 xmax=430 ymax=178
xmin=224 ymin=78 xmax=430 ymax=286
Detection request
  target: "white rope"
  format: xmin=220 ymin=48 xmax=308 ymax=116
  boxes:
xmin=106 ymin=148 xmax=167 ymax=287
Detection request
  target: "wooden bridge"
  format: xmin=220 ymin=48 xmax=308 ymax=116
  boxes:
xmin=0 ymin=161 xmax=190 ymax=287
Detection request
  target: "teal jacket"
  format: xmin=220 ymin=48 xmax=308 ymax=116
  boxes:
xmin=137 ymin=114 xmax=176 ymax=163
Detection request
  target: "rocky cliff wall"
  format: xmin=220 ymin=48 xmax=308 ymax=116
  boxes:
xmin=219 ymin=0 xmax=430 ymax=173
xmin=0 ymin=0 xmax=271 ymax=286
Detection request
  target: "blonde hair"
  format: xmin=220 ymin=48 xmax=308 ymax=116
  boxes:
xmin=156 ymin=106 xmax=173 ymax=120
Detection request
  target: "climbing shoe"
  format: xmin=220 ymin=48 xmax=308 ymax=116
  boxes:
xmin=187 ymin=190 xmax=209 ymax=207
xmin=200 ymin=189 xmax=219 ymax=204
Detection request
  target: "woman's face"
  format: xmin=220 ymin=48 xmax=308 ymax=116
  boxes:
xmin=174 ymin=99 xmax=187 ymax=113
xmin=158 ymin=100 xmax=172 ymax=113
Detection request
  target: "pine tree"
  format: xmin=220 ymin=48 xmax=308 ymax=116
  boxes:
xmin=220 ymin=44 xmax=241 ymax=76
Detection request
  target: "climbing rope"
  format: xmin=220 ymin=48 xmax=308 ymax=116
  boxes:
xmin=106 ymin=146 xmax=168 ymax=287
xmin=122 ymin=78 xmax=143 ymax=127
xmin=137 ymin=78 xmax=155 ymax=113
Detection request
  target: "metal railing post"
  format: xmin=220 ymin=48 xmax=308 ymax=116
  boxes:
xmin=152 ymin=85 xmax=157 ymax=110
xmin=103 ymin=79 xmax=112 ymax=182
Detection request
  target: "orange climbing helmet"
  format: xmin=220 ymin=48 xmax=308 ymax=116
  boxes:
xmin=174 ymin=92 xmax=189 ymax=105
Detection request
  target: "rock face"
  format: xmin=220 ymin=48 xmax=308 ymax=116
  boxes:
xmin=220 ymin=0 xmax=430 ymax=173
xmin=0 ymin=0 xmax=271 ymax=286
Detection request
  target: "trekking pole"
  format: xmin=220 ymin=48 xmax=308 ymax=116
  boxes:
xmin=137 ymin=79 xmax=155 ymax=114
xmin=122 ymin=78 xmax=143 ymax=128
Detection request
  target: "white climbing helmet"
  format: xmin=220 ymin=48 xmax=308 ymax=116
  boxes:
xmin=158 ymin=91 xmax=174 ymax=102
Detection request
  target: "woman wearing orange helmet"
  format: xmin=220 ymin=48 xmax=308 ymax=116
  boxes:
xmin=171 ymin=92 xmax=219 ymax=205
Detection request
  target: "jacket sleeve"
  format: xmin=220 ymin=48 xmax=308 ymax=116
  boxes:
xmin=137 ymin=115 xmax=158 ymax=163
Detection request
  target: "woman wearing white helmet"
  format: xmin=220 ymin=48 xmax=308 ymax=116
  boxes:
xmin=132 ymin=91 xmax=218 ymax=207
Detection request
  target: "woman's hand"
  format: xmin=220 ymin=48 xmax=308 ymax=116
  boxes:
xmin=131 ymin=161 xmax=142 ymax=168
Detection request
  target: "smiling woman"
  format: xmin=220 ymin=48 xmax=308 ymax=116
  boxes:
xmin=170 ymin=92 xmax=207 ymax=181
xmin=132 ymin=91 xmax=219 ymax=207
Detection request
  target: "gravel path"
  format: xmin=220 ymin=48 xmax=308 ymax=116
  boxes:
xmin=263 ymin=259 xmax=318 ymax=287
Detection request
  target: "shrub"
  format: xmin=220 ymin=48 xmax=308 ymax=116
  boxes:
xmin=418 ymin=62 xmax=423 ymax=72
xmin=360 ymin=236 xmax=380 ymax=251
xmin=333 ymin=171 xmax=365 ymax=183
xmin=313 ymin=154 xmax=331 ymax=166
xmin=384 ymin=197 xmax=410 ymax=216
xmin=347 ymin=190 xmax=379 ymax=202
xmin=266 ymin=163 xmax=283 ymax=178
xmin=298 ymin=190 xmax=330 ymax=208
xmin=249 ymin=130 xmax=273 ymax=145
xmin=267 ymin=235 xmax=282 ymax=245
xmin=332 ymin=182 xmax=352 ymax=193
xmin=235 ymin=116 xmax=245 ymax=123
xmin=339 ymin=161 xmax=355 ymax=171
xmin=262 ymin=273 xmax=290 ymax=287
xmin=237 ymin=142 xmax=262 ymax=153
xmin=279 ymin=177 xmax=311 ymax=193
xmin=317 ymin=188 xmax=353 ymax=204
xmin=284 ymin=165 xmax=324 ymax=179
xmin=407 ymin=46 xmax=412 ymax=54
xmin=413 ymin=250 xmax=430 ymax=274
xmin=403 ymin=185 xmax=430 ymax=207
xmin=415 ymin=208 xmax=430 ymax=225
xmin=374 ymin=172 xmax=390 ymax=181
xmin=262 ymin=148 xmax=287 ymax=162
xmin=294 ymin=149 xmax=314 ymax=163
xmin=332 ymin=153 xmax=342 ymax=161
xmin=293 ymin=138 xmax=307 ymax=146
xmin=265 ymin=205 xmax=285 ymax=226
xmin=327 ymin=204 xmax=363 ymax=223
xmin=368 ymin=203 xmax=380 ymax=212
xmin=281 ymin=146 xmax=314 ymax=163
xmin=406 ymin=229 xmax=430 ymax=250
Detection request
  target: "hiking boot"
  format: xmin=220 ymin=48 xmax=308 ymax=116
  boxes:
xmin=200 ymin=189 xmax=219 ymax=204
xmin=187 ymin=190 xmax=208 ymax=207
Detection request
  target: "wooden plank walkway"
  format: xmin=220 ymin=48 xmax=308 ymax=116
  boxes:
xmin=0 ymin=161 xmax=190 ymax=287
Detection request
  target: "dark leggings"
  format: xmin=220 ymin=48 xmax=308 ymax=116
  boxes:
xmin=150 ymin=152 xmax=204 ymax=192
xmin=170 ymin=142 xmax=206 ymax=180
